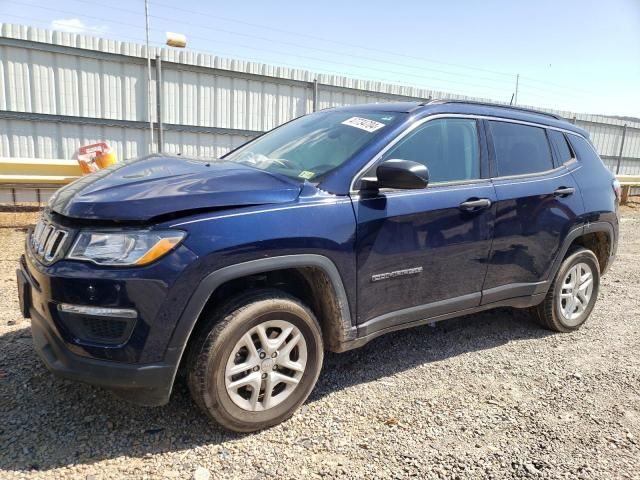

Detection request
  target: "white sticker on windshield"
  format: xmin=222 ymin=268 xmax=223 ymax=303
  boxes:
xmin=298 ymin=170 xmax=315 ymax=179
xmin=341 ymin=116 xmax=386 ymax=133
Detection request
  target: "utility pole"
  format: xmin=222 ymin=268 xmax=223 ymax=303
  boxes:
xmin=514 ymin=73 xmax=520 ymax=105
xmin=144 ymin=0 xmax=154 ymax=153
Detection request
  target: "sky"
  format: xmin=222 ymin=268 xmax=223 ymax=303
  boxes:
xmin=2 ymin=0 xmax=639 ymax=117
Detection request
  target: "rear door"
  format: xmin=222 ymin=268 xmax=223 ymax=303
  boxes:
xmin=352 ymin=117 xmax=496 ymax=334
xmin=482 ymin=120 xmax=584 ymax=304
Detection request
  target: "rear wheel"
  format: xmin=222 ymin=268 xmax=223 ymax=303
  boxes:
xmin=187 ymin=290 xmax=323 ymax=432
xmin=535 ymin=247 xmax=600 ymax=332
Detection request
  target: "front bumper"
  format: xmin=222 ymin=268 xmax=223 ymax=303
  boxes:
xmin=17 ymin=237 xmax=196 ymax=405
xmin=29 ymin=304 xmax=174 ymax=406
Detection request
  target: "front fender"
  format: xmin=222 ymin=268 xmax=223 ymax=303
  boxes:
xmin=162 ymin=254 xmax=355 ymax=387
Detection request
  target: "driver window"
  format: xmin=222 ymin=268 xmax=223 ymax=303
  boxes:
xmin=379 ymin=118 xmax=480 ymax=183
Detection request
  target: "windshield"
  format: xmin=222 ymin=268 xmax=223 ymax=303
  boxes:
xmin=223 ymin=110 xmax=405 ymax=181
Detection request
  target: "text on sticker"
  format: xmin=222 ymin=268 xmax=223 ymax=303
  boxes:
xmin=341 ymin=117 xmax=386 ymax=133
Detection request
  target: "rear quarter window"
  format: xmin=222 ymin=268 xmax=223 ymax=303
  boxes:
xmin=548 ymin=130 xmax=574 ymax=166
xmin=489 ymin=121 xmax=554 ymax=176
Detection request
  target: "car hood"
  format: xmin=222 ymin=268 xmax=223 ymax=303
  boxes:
xmin=50 ymin=155 xmax=303 ymax=221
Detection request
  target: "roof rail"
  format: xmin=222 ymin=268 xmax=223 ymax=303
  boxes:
xmin=427 ymin=99 xmax=564 ymax=121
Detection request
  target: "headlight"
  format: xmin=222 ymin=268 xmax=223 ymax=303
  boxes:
xmin=68 ymin=230 xmax=186 ymax=266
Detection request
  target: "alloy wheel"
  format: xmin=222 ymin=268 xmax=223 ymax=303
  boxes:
xmin=224 ymin=320 xmax=307 ymax=411
xmin=558 ymin=262 xmax=594 ymax=326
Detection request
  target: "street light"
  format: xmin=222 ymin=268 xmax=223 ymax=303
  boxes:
xmin=166 ymin=32 xmax=187 ymax=48
xmin=154 ymin=32 xmax=186 ymax=154
xmin=143 ymin=0 xmax=187 ymax=154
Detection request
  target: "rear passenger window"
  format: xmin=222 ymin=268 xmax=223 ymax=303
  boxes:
xmin=489 ymin=121 xmax=554 ymax=176
xmin=380 ymin=118 xmax=480 ymax=183
xmin=548 ymin=130 xmax=574 ymax=165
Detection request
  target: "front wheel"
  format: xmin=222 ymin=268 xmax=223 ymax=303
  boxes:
xmin=535 ymin=247 xmax=600 ymax=332
xmin=187 ymin=290 xmax=324 ymax=432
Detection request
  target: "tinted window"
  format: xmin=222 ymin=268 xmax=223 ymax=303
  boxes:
xmin=548 ymin=130 xmax=573 ymax=165
xmin=489 ymin=121 xmax=553 ymax=176
xmin=380 ymin=118 xmax=480 ymax=183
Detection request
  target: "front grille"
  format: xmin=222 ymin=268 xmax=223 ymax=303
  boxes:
xmin=30 ymin=216 xmax=70 ymax=264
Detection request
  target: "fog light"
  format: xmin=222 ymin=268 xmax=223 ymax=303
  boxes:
xmin=58 ymin=303 xmax=137 ymax=319
xmin=57 ymin=304 xmax=138 ymax=346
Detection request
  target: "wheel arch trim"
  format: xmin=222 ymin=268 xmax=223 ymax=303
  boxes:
xmin=545 ymin=221 xmax=615 ymax=290
xmin=164 ymin=254 xmax=354 ymax=386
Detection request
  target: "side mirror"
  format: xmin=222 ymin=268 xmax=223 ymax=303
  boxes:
xmin=373 ymin=159 xmax=429 ymax=190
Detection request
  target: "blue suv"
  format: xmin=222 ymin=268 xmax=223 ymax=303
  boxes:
xmin=17 ymin=100 xmax=619 ymax=432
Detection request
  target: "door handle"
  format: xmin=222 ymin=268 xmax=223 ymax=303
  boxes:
xmin=459 ymin=198 xmax=492 ymax=211
xmin=554 ymin=186 xmax=575 ymax=197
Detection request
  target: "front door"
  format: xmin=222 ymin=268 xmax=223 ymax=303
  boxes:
xmin=351 ymin=117 xmax=496 ymax=335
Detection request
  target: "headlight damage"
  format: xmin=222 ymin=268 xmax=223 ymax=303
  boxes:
xmin=68 ymin=230 xmax=185 ymax=266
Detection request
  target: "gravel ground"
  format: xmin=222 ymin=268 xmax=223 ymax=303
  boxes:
xmin=1 ymin=206 xmax=639 ymax=479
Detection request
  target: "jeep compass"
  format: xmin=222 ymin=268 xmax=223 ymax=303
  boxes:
xmin=17 ymin=100 xmax=619 ymax=432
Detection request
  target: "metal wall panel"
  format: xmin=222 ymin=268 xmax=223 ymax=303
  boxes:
xmin=0 ymin=44 xmax=150 ymax=121
xmin=162 ymin=130 xmax=253 ymax=159
xmin=0 ymin=117 xmax=251 ymax=161
xmin=603 ymin=157 xmax=640 ymax=175
xmin=623 ymin=127 xmax=640 ymax=158
xmin=0 ymin=118 xmax=147 ymax=159
xmin=160 ymin=69 xmax=311 ymax=130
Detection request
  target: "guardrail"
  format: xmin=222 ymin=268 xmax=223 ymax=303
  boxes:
xmin=617 ymin=175 xmax=640 ymax=205
xmin=0 ymin=158 xmax=81 ymax=205
xmin=1 ymin=158 xmax=639 ymax=206
xmin=0 ymin=158 xmax=81 ymax=184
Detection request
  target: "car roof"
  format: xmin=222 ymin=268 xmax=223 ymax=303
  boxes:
xmin=331 ymin=100 xmax=588 ymax=137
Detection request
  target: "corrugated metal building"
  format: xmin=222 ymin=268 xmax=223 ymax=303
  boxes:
xmin=1 ymin=23 xmax=639 ymax=174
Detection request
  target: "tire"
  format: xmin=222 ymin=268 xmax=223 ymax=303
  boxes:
xmin=186 ymin=289 xmax=324 ymax=432
xmin=535 ymin=247 xmax=600 ymax=332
